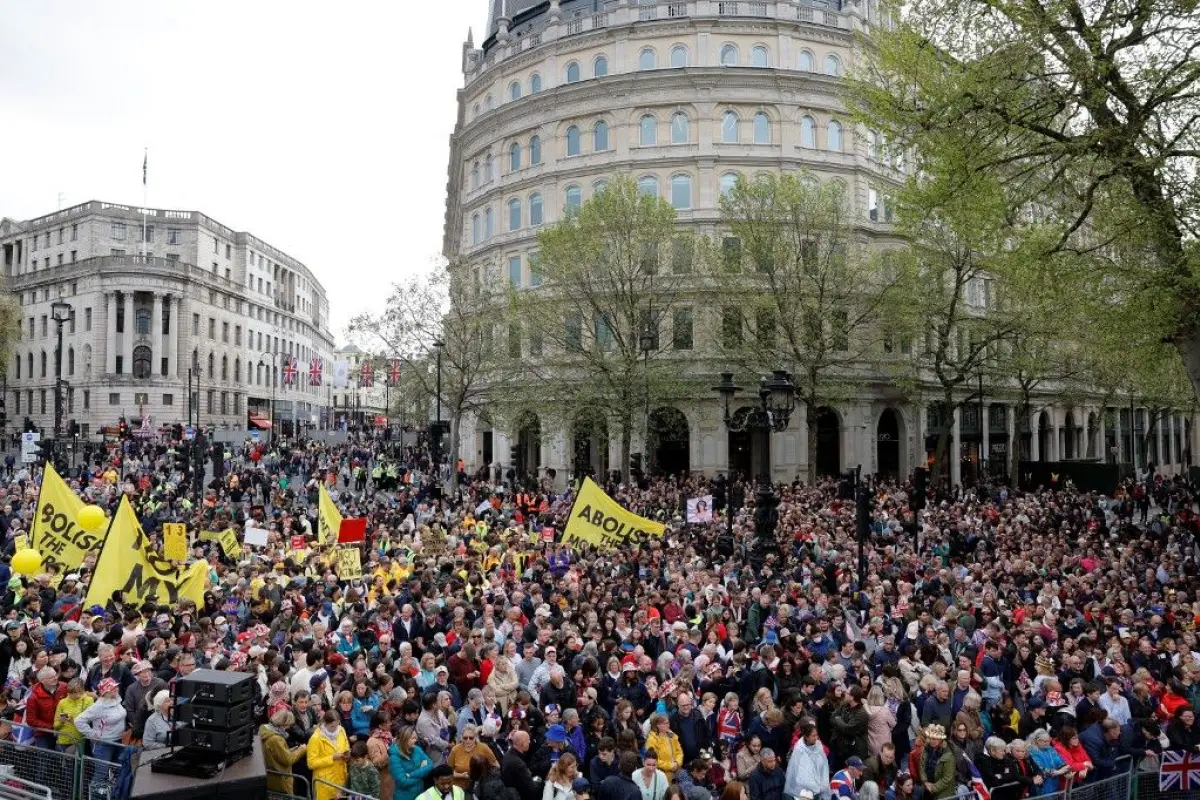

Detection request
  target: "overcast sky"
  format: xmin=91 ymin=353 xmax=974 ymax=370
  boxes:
xmin=0 ymin=1 xmax=485 ymax=340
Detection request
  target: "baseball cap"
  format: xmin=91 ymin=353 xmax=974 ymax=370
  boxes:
xmin=846 ymin=757 xmax=865 ymax=769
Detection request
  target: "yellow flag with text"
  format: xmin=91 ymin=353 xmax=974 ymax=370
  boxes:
xmin=30 ymin=463 xmax=99 ymax=572
xmin=318 ymin=484 xmax=343 ymax=546
xmin=85 ymin=496 xmax=208 ymax=607
xmin=562 ymin=477 xmax=665 ymax=548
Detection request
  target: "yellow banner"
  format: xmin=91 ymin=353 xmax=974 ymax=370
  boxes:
xmin=562 ymin=477 xmax=665 ymax=548
xmin=163 ymin=524 xmax=188 ymax=561
xmin=318 ymin=484 xmax=343 ymax=546
xmin=216 ymin=529 xmax=241 ymax=560
xmin=30 ymin=462 xmax=99 ymax=572
xmin=85 ymin=496 xmax=208 ymax=607
xmin=335 ymin=547 xmax=362 ymax=580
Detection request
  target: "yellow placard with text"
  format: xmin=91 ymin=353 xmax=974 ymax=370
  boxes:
xmin=318 ymin=484 xmax=343 ymax=546
xmin=85 ymin=496 xmax=207 ymax=607
xmin=217 ymin=528 xmax=241 ymax=559
xmin=14 ymin=535 xmax=29 ymax=552
xmin=30 ymin=462 xmax=99 ymax=572
xmin=335 ymin=547 xmax=362 ymax=580
xmin=163 ymin=524 xmax=188 ymax=561
xmin=562 ymin=477 xmax=665 ymax=548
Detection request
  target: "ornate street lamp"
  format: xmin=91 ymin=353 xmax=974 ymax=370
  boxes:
xmin=712 ymin=369 xmax=796 ymax=562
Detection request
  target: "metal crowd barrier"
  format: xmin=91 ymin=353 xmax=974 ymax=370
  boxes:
xmin=311 ymin=775 xmax=378 ymax=800
xmin=266 ymin=770 xmax=310 ymax=800
xmin=0 ymin=728 xmax=131 ymax=800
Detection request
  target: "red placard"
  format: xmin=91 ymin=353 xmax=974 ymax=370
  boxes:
xmin=338 ymin=518 xmax=367 ymax=544
xmin=290 ymin=535 xmax=307 ymax=550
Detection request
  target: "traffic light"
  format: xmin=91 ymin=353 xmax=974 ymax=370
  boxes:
xmin=33 ymin=438 xmax=55 ymax=465
xmin=117 ymin=416 xmax=128 ymax=439
xmin=912 ymin=467 xmax=928 ymax=512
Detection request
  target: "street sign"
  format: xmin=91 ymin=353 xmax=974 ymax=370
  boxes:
xmin=20 ymin=432 xmax=40 ymax=464
xmin=249 ymin=431 xmax=261 ymax=443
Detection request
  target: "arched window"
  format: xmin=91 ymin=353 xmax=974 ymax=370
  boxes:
xmin=40 ymin=351 xmax=46 ymax=377
xmin=13 ymin=355 xmax=19 ymax=379
xmin=594 ymin=55 xmax=608 ymax=77
xmin=566 ymin=125 xmax=581 ymax=156
xmin=207 ymin=352 xmax=215 ymax=379
xmin=472 ymin=214 xmax=480 ymax=244
xmin=720 ymin=172 xmax=739 ymax=197
xmin=471 ymin=161 xmax=480 ymax=189
xmin=593 ymin=180 xmax=608 ymax=195
xmin=68 ymin=347 xmax=74 ymax=376
xmin=637 ymin=176 xmax=659 ymax=197
xmin=800 ymin=115 xmax=816 ymax=147
xmin=720 ymin=44 xmax=738 ymax=66
xmin=593 ymin=120 xmax=609 ymax=151
xmin=234 ymin=357 xmax=241 ymax=384
xmin=866 ymin=130 xmax=878 ymax=160
xmin=530 ymin=193 xmax=543 ymax=226
xmin=530 ymin=135 xmax=542 ymax=165
xmin=640 ymin=115 xmax=657 ymax=146
xmin=671 ymin=112 xmax=689 ymax=144
xmin=753 ymin=112 xmax=770 ymax=144
xmin=509 ymin=198 xmax=522 ymax=231
xmin=670 ymin=174 xmax=692 ymax=209
xmin=485 ymin=207 xmax=494 ymax=238
xmin=670 ymin=45 xmax=688 ymax=68
xmin=134 ymin=346 xmax=153 ymax=380
xmin=751 ymin=46 xmax=768 ymax=67
xmin=484 ymin=156 xmax=493 ymax=182
xmin=565 ymin=185 xmax=582 ymax=213
xmin=824 ymin=54 xmax=841 ymax=76
xmin=722 ymin=111 xmax=740 ymax=143
xmin=565 ymin=61 xmax=581 ymax=83
xmin=639 ymin=48 xmax=656 ymax=70
xmin=509 ymin=142 xmax=521 ymax=171
xmin=485 ymin=95 xmax=494 ymax=111
xmin=798 ymin=50 xmax=814 ymax=71
xmin=221 ymin=354 xmax=228 ymax=381
xmin=531 ymin=73 xmax=542 ymax=93
xmin=509 ymin=81 xmax=522 ymax=101
xmin=26 ymin=353 xmax=31 ymax=378
xmin=828 ymin=120 xmax=843 ymax=151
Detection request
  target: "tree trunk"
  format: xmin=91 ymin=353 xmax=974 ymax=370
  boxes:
xmin=620 ymin=412 xmax=633 ymax=484
xmin=933 ymin=391 xmax=955 ymax=488
xmin=806 ymin=406 xmax=819 ymax=485
xmin=1010 ymin=396 xmax=1029 ymax=487
xmin=449 ymin=415 xmax=462 ymax=491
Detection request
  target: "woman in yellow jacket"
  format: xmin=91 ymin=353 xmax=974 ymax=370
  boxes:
xmin=307 ymin=710 xmax=351 ymax=800
xmin=53 ymin=679 xmax=93 ymax=753
xmin=644 ymin=713 xmax=684 ymax=780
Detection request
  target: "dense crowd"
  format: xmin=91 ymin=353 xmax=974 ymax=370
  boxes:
xmin=0 ymin=433 xmax=1197 ymax=800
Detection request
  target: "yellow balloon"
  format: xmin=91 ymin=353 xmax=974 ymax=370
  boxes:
xmin=11 ymin=549 xmax=42 ymax=576
xmin=77 ymin=505 xmax=107 ymax=534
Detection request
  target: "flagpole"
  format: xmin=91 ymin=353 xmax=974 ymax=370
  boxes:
xmin=141 ymin=148 xmax=148 ymax=258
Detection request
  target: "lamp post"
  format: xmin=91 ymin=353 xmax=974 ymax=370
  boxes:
xmin=257 ymin=352 xmax=277 ymax=443
xmin=432 ymin=340 xmax=445 ymax=473
xmin=51 ymin=300 xmax=72 ymax=441
xmin=638 ymin=320 xmax=655 ymax=477
xmin=712 ymin=370 xmax=796 ymax=564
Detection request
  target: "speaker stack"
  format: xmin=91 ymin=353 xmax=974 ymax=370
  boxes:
xmin=150 ymin=669 xmax=257 ymax=779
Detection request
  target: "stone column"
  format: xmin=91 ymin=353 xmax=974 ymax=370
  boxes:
xmin=1005 ymin=404 xmax=1016 ymax=474
xmin=151 ymin=293 xmax=163 ymax=378
xmin=106 ymin=292 xmax=118 ymax=374
xmin=166 ymin=296 xmax=179 ymax=378
xmin=122 ymin=292 xmax=134 ymax=374
xmin=1030 ymin=410 xmax=1040 ymax=462
xmin=950 ymin=405 xmax=962 ymax=486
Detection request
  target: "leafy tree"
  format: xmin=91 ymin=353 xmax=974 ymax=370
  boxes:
xmin=718 ymin=173 xmax=901 ymax=483
xmin=847 ymin=0 xmax=1200 ymax=404
xmin=510 ymin=176 xmax=691 ymax=482
xmin=348 ymin=268 xmax=496 ymax=481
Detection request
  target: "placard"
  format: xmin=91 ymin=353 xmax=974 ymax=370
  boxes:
xmin=243 ymin=527 xmax=269 ymax=547
xmin=335 ymin=547 xmax=362 ymax=580
xmin=162 ymin=524 xmax=188 ymax=561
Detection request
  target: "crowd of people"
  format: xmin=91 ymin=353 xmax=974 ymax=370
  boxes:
xmin=0 ymin=432 xmax=1197 ymax=800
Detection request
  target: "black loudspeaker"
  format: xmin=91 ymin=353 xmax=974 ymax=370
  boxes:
xmin=159 ymin=669 xmax=256 ymax=773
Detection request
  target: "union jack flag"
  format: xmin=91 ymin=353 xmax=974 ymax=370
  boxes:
xmin=309 ymin=357 xmax=323 ymax=386
xmin=281 ymin=355 xmax=297 ymax=386
xmin=1160 ymin=751 xmax=1200 ymax=791
xmin=387 ymin=358 xmax=401 ymax=386
xmin=968 ymin=759 xmax=991 ymax=800
xmin=359 ymin=362 xmax=374 ymax=388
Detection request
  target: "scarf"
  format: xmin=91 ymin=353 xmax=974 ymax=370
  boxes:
xmin=266 ymin=723 xmax=288 ymax=738
xmin=371 ymin=728 xmax=394 ymax=746
xmin=320 ymin=726 xmax=342 ymax=745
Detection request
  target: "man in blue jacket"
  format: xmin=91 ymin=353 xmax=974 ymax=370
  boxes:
xmin=1080 ymin=719 xmax=1126 ymax=780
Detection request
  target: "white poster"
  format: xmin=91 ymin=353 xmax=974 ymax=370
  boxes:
xmin=686 ymin=495 xmax=713 ymax=523
xmin=332 ymin=359 xmax=350 ymax=388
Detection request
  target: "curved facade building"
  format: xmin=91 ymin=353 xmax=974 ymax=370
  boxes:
xmin=444 ymin=0 xmax=1196 ymax=483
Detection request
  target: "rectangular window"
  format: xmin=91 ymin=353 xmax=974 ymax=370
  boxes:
xmin=70 ymin=224 xmax=78 ymax=242
xmin=138 ymin=225 xmax=154 ymax=243
xmin=57 ymin=254 xmax=63 ymax=266
xmin=167 ymin=228 xmax=181 ymax=244
xmin=672 ymin=308 xmax=693 ymax=350
xmin=27 ymin=318 xmax=33 ymax=338
xmin=868 ymin=188 xmax=879 ymax=221
xmin=57 ymin=228 xmax=64 ymax=245
xmin=225 ymin=244 xmax=232 ymax=259
xmin=832 ymin=309 xmax=849 ymax=350
xmin=235 ymin=325 xmax=242 ymax=345
xmin=595 ymin=313 xmax=614 ymax=351
xmin=208 ymin=318 xmax=216 ymax=339
xmin=529 ymin=252 xmax=542 ymax=287
xmin=508 ymin=323 xmax=522 ymax=358
xmin=220 ymin=392 xmax=228 ymax=414
xmin=222 ymin=322 xmax=229 ymax=343
xmin=12 ymin=395 xmax=18 ymax=414
xmin=162 ymin=393 xmax=174 ymax=406
xmin=161 ymin=357 xmax=168 ymax=376
xmin=40 ymin=316 xmax=47 ymax=338
xmin=192 ymin=313 xmax=200 ymax=335
xmin=756 ymin=307 xmax=776 ymax=347
xmin=722 ymin=237 xmax=742 ymax=272
xmin=83 ymin=390 xmax=90 ymax=410
xmin=70 ymin=250 xmax=77 ymax=262
xmin=134 ymin=392 xmax=149 ymax=406
xmin=565 ymin=313 xmax=583 ymax=352
xmin=722 ymin=307 xmax=743 ymax=348
xmin=115 ymin=355 xmax=123 ymax=374
xmin=67 ymin=388 xmax=74 ymax=413
xmin=110 ymin=249 xmax=126 ymax=257
xmin=110 ymin=223 xmax=126 ymax=239
xmin=39 ymin=390 xmax=46 ymax=415
xmin=68 ymin=312 xmax=75 ymax=334
xmin=529 ymin=330 xmax=543 ymax=357
xmin=108 ymin=392 xmax=120 ymax=406
xmin=508 ymin=256 xmax=522 ymax=287
xmin=640 ymin=243 xmax=659 ymax=275
xmin=135 ymin=308 xmax=150 ymax=334
xmin=207 ymin=390 xmax=215 ymax=414
xmin=671 ymin=238 xmax=692 ymax=274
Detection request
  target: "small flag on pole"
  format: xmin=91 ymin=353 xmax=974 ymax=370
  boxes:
xmin=142 ymin=149 xmax=148 ymax=186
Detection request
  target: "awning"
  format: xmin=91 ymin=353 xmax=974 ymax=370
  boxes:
xmin=248 ymin=414 xmax=272 ymax=430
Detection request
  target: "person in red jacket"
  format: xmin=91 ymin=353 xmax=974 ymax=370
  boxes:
xmin=24 ymin=666 xmax=68 ymax=750
xmin=1052 ymin=725 xmax=1093 ymax=784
